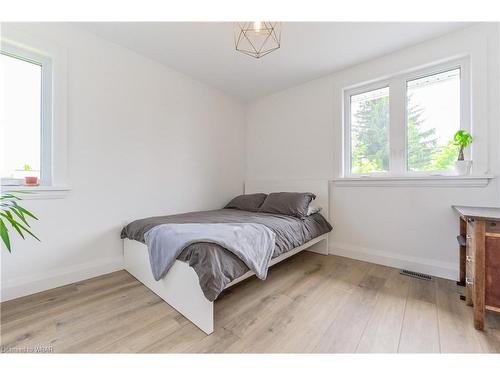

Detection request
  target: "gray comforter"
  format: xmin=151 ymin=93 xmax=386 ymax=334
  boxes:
xmin=121 ymin=208 xmax=332 ymax=301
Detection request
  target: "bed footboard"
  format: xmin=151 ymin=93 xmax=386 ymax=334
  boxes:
xmin=123 ymin=239 xmax=214 ymax=334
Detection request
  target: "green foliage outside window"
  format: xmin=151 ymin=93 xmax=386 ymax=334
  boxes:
xmin=351 ymin=95 xmax=389 ymax=174
xmin=351 ymin=95 xmax=458 ymax=174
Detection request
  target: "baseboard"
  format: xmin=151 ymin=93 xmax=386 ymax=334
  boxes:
xmin=0 ymin=256 xmax=124 ymax=302
xmin=305 ymin=236 xmax=329 ymax=255
xmin=329 ymin=242 xmax=458 ymax=281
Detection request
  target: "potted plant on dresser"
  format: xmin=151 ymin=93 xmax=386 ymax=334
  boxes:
xmin=453 ymin=130 xmax=473 ymax=176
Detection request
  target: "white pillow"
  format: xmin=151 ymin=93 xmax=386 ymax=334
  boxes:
xmin=307 ymin=204 xmax=322 ymax=216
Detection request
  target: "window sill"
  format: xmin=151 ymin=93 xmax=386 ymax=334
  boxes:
xmin=331 ymin=175 xmax=494 ymax=187
xmin=1 ymin=185 xmax=71 ymax=199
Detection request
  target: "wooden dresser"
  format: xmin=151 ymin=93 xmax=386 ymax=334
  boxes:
xmin=453 ymin=205 xmax=500 ymax=330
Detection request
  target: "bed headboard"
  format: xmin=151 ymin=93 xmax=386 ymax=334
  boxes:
xmin=244 ymin=179 xmax=330 ymax=220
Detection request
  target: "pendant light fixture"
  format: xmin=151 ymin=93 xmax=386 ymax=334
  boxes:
xmin=234 ymin=22 xmax=281 ymax=59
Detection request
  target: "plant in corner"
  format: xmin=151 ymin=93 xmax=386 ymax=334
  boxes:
xmin=0 ymin=192 xmax=40 ymax=252
xmin=453 ymin=130 xmax=473 ymax=176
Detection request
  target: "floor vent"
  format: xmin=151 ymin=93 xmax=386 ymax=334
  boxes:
xmin=399 ymin=269 xmax=432 ymax=280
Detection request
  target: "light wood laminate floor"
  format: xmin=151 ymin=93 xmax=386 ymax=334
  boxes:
xmin=1 ymin=253 xmax=499 ymax=353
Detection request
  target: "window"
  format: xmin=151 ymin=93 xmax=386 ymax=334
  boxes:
xmin=350 ymin=87 xmax=390 ymax=174
xmin=1 ymin=43 xmax=52 ymax=185
xmin=344 ymin=59 xmax=468 ymax=177
xmin=406 ymin=69 xmax=461 ymax=172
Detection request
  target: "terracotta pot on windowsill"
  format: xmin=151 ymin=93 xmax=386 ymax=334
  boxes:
xmin=24 ymin=176 xmax=39 ymax=186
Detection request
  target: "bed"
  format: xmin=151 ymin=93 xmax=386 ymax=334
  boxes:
xmin=121 ymin=179 xmax=332 ymax=334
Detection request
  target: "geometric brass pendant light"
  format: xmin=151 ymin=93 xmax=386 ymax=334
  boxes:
xmin=234 ymin=22 xmax=282 ymax=59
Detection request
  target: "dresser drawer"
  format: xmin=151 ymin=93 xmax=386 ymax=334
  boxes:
xmin=485 ymin=236 xmax=500 ymax=309
xmin=486 ymin=220 xmax=500 ymax=235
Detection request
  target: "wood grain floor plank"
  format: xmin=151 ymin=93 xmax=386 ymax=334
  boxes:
xmin=1 ymin=276 xmax=139 ymax=335
xmin=313 ymin=264 xmax=387 ymax=353
xmin=253 ymin=275 xmax=351 ymax=352
xmin=0 ymin=271 xmax=132 ymax=324
xmin=223 ymin=258 xmax=348 ymax=352
xmin=398 ymin=277 xmax=440 ymax=353
xmin=0 ymin=282 xmax=147 ymax=350
xmin=474 ymin=310 xmax=500 ymax=353
xmin=60 ymin=297 xmax=176 ymax=353
xmin=435 ymin=278 xmax=484 ymax=353
xmin=356 ymin=268 xmax=410 ymax=353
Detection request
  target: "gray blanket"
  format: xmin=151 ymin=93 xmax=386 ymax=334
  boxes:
xmin=121 ymin=209 xmax=332 ymax=301
xmin=144 ymin=223 xmax=276 ymax=281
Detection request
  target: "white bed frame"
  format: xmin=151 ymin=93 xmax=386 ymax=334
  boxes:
xmin=123 ymin=179 xmax=330 ymax=334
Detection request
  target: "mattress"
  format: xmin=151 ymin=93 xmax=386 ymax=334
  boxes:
xmin=121 ymin=208 xmax=332 ymax=301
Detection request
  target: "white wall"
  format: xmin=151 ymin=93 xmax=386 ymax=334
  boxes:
xmin=1 ymin=23 xmax=245 ymax=301
xmin=246 ymin=23 xmax=500 ymax=279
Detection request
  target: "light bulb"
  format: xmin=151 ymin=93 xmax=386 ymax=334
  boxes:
xmin=253 ymin=21 xmax=262 ymax=33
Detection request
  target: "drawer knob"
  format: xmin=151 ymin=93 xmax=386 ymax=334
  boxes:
xmin=466 ymin=235 xmax=471 ymax=239
xmin=466 ymin=277 xmax=474 ymax=286
xmin=466 ymin=255 xmax=473 ymax=262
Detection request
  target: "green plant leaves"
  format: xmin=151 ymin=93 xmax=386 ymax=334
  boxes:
xmin=0 ymin=193 xmax=22 ymax=200
xmin=453 ymin=130 xmax=473 ymax=147
xmin=0 ymin=192 xmax=39 ymax=252
xmin=14 ymin=203 xmax=38 ymax=220
xmin=1 ymin=211 xmax=25 ymax=239
xmin=9 ymin=205 xmax=30 ymax=226
xmin=0 ymin=219 xmax=11 ymax=252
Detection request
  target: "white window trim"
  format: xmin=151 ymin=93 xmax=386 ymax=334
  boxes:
xmin=1 ymin=41 xmax=53 ymax=186
xmin=332 ymin=174 xmax=494 ymax=188
xmin=1 ymin=26 xmax=69 ymax=197
xmin=2 ymin=185 xmax=71 ymax=200
xmin=343 ymin=57 xmax=471 ymax=179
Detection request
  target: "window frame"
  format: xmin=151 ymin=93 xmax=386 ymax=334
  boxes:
xmin=343 ymin=58 xmax=470 ymax=178
xmin=1 ymin=41 xmax=53 ymax=186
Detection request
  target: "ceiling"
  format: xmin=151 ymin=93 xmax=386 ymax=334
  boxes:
xmin=78 ymin=22 xmax=472 ymax=101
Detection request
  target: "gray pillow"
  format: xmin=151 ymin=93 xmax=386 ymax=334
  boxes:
xmin=224 ymin=193 xmax=267 ymax=212
xmin=259 ymin=192 xmax=316 ymax=218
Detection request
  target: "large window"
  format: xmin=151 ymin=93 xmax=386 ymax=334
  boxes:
xmin=344 ymin=60 xmax=468 ymax=177
xmin=1 ymin=43 xmax=52 ymax=185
